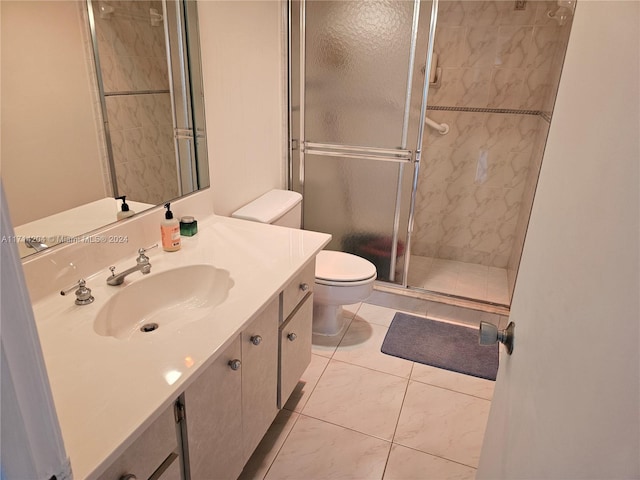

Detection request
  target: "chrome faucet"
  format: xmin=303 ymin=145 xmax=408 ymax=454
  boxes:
xmin=25 ymin=237 xmax=49 ymax=252
xmin=107 ymin=244 xmax=158 ymax=286
xmin=60 ymin=279 xmax=94 ymax=305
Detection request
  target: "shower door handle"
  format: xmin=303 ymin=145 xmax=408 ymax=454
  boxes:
xmin=303 ymin=142 xmax=412 ymax=163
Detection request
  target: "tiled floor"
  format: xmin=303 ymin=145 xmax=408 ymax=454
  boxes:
xmin=407 ymin=255 xmax=510 ymax=305
xmin=239 ymin=302 xmax=497 ymax=480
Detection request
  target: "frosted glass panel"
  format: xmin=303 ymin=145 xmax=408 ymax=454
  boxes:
xmin=304 ymin=154 xmax=406 ymax=281
xmin=305 ymin=0 xmax=415 ymax=148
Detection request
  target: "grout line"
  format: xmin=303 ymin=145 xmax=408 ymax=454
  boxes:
xmin=389 ymin=441 xmax=480 ymax=471
xmin=258 ymin=410 xmax=302 ymax=480
xmin=281 ymin=353 xmax=332 ymax=414
xmin=406 ymin=377 xmax=494 ymax=402
xmin=296 ymin=411 xmax=395 ymax=445
xmin=385 ymin=365 xmax=414 ymax=477
xmin=328 ymin=353 xmax=414 ymax=381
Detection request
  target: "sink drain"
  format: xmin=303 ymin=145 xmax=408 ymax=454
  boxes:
xmin=140 ymin=323 xmax=159 ymax=333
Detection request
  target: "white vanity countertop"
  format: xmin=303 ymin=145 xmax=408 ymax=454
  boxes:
xmin=31 ymin=214 xmax=331 ymax=479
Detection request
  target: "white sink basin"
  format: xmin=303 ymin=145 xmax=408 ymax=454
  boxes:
xmin=94 ymin=265 xmax=233 ymax=340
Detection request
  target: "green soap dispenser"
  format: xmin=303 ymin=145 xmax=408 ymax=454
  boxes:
xmin=116 ymin=196 xmax=136 ymax=220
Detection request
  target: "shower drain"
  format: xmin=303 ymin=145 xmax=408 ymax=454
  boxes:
xmin=140 ymin=323 xmax=159 ymax=333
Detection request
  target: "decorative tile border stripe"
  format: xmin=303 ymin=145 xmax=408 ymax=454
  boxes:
xmin=540 ymin=112 xmax=552 ymax=123
xmin=427 ymin=105 xmax=543 ymax=117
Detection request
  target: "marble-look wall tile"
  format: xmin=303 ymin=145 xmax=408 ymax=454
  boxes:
xmin=497 ymin=0 xmax=538 ymax=26
xmin=461 ymin=1 xmax=501 ymax=26
xmin=105 ymin=92 xmax=177 ymax=206
xmin=495 ymin=26 xmax=533 ymax=68
xmin=506 ymin=116 xmax=551 ymax=298
xmin=461 ymin=26 xmax=498 ymax=68
xmin=93 ymin=1 xmax=168 ymax=95
xmin=414 ymin=110 xmax=541 ymax=268
xmin=488 ymin=67 xmax=525 ymax=108
xmin=430 ymin=1 xmax=569 ymax=110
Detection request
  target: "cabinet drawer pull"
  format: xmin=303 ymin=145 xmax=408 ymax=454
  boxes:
xmin=299 ymin=283 xmax=310 ymax=292
xmin=250 ymin=335 xmax=262 ymax=346
xmin=228 ymin=359 xmax=241 ymax=370
xmin=287 ymin=332 xmax=297 ymax=342
xmin=120 ymin=475 xmax=137 ymax=480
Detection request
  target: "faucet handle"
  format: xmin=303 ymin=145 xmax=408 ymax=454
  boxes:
xmin=60 ymin=279 xmax=95 ymax=306
xmin=109 ymin=266 xmax=117 ymax=277
xmin=138 ymin=243 xmax=158 ymax=256
xmin=137 ymin=244 xmax=158 ymax=263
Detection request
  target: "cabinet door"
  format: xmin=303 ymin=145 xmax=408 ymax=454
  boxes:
xmin=279 ymin=294 xmax=313 ymax=407
xmin=241 ymin=299 xmax=279 ymax=462
xmin=184 ymin=335 xmax=243 ymax=480
xmin=97 ymin=405 xmax=178 ymax=480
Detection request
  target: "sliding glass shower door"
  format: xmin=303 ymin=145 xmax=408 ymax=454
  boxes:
xmin=292 ymin=0 xmax=434 ymax=283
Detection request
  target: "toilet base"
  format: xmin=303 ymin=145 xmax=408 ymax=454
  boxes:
xmin=312 ymin=303 xmax=345 ymax=336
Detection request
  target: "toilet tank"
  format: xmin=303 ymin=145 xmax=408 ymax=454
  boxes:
xmin=231 ymin=190 xmax=302 ymax=228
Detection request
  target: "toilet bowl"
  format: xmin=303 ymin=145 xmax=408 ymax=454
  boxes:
xmin=231 ymin=190 xmax=377 ymax=336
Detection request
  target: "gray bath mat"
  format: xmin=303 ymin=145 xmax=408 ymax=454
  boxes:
xmin=381 ymin=313 xmax=498 ymax=381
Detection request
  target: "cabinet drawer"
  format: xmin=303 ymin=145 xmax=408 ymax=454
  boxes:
xmin=281 ymin=260 xmax=315 ymax=321
xmin=97 ymin=405 xmax=178 ymax=480
xmin=279 ymin=295 xmax=313 ymax=407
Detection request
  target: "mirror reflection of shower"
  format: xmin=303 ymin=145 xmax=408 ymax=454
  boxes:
xmin=89 ymin=0 xmax=207 ymax=207
xmin=97 ymin=1 xmax=164 ymax=26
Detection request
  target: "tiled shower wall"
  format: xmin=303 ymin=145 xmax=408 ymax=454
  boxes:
xmin=412 ymin=0 xmax=572 ymax=297
xmin=93 ymin=0 xmax=179 ymax=206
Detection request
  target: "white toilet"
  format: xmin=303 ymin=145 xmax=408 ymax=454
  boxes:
xmin=231 ymin=189 xmax=377 ymax=336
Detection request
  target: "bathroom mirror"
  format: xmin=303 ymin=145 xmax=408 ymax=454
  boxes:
xmin=1 ymin=0 xmax=209 ymax=259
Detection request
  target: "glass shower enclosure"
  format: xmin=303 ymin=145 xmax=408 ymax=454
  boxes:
xmin=291 ymin=0 xmax=437 ymax=285
xmin=290 ymin=0 xmax=574 ymax=310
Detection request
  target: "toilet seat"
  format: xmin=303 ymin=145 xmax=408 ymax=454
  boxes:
xmin=315 ymin=250 xmax=377 ymax=286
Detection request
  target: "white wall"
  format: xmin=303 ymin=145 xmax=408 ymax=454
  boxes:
xmin=1 ymin=183 xmax=71 ymax=480
xmin=198 ymin=0 xmax=286 ymax=216
xmin=478 ymin=1 xmax=639 ymax=477
xmin=1 ymin=1 xmax=106 ymax=225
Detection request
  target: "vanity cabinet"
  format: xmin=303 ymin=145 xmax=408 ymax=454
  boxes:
xmin=97 ymin=404 xmax=181 ymax=480
xmin=106 ymin=260 xmax=316 ymax=480
xmin=241 ymin=300 xmax=279 ymax=461
xmin=278 ymin=260 xmax=314 ymax=408
xmin=279 ymin=295 xmax=313 ymax=408
xmin=183 ymin=335 xmax=244 ymax=480
xmin=183 ymin=299 xmax=279 ymax=480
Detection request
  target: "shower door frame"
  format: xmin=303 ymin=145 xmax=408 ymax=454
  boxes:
xmin=288 ymin=0 xmax=440 ymax=287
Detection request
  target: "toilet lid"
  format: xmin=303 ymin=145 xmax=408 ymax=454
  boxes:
xmin=315 ymin=250 xmax=377 ymax=283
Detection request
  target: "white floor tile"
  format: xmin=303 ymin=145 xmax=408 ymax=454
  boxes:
xmin=302 ymin=360 xmax=408 ymax=441
xmin=410 ymin=362 xmax=495 ymax=400
xmin=383 ymin=444 xmax=476 ymax=480
xmin=239 ymin=409 xmax=300 ymax=480
xmin=311 ymin=314 xmax=354 ymax=358
xmin=394 ymin=381 xmax=491 ymax=468
xmin=333 ymin=320 xmax=414 ymax=378
xmin=283 ymin=354 xmax=330 ymax=413
xmin=355 ymin=303 xmax=401 ymax=328
xmin=264 ymin=415 xmax=391 ymax=480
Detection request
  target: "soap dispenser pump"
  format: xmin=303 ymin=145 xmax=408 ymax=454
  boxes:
xmin=116 ymin=195 xmax=136 ymax=220
xmin=161 ymin=202 xmax=181 ymax=252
